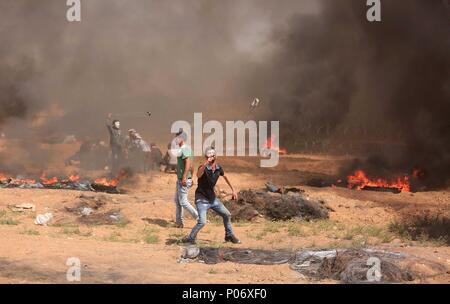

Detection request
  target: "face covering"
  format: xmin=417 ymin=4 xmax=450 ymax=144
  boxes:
xmin=206 ymin=149 xmax=216 ymax=163
xmin=205 ymin=149 xmax=216 ymax=158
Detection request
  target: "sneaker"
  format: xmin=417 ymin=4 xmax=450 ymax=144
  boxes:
xmin=180 ymin=236 xmax=196 ymax=244
xmin=225 ymin=235 xmax=241 ymax=244
xmin=175 ymin=223 xmax=184 ymax=228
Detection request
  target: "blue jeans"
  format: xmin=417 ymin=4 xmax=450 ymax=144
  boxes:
xmin=188 ymin=198 xmax=234 ymax=240
xmin=174 ymin=179 xmax=198 ymax=225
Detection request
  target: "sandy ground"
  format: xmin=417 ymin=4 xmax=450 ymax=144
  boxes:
xmin=0 ymin=153 xmax=449 ymax=284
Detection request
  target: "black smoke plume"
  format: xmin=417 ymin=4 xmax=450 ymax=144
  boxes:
xmin=256 ymin=0 xmax=450 ymax=188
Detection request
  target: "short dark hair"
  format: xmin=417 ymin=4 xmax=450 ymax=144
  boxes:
xmin=175 ymin=128 xmax=183 ymax=136
xmin=112 ymin=119 xmax=120 ymax=124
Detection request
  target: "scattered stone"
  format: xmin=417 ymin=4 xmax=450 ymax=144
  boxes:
xmin=8 ymin=203 xmax=35 ymax=212
xmin=80 ymin=207 xmax=93 ymax=216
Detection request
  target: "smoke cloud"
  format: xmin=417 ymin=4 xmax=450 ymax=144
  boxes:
xmin=251 ymin=0 xmax=449 ymax=187
xmin=0 ymin=0 xmax=448 ymax=187
xmin=0 ymin=0 xmax=316 ymax=138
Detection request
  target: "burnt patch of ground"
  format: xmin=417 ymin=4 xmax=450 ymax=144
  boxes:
xmin=78 ymin=209 xmax=128 ymax=226
xmin=64 ymin=194 xmax=107 ymax=213
xmin=223 ymin=189 xmax=331 ymax=221
xmin=62 ymin=194 xmax=129 ymax=226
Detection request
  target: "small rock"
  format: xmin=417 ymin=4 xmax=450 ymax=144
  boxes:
xmin=9 ymin=203 xmax=35 ymax=212
xmin=183 ymin=246 xmax=200 ymax=259
xmin=81 ymin=207 xmax=93 ymax=216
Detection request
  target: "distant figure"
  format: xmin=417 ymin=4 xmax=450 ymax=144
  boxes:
xmin=65 ymin=139 xmax=94 ymax=167
xmin=65 ymin=138 xmax=109 ymax=170
xmin=173 ymin=130 xmax=198 ymax=228
xmin=125 ymin=129 xmax=151 ymax=173
xmin=163 ymin=142 xmax=178 ymax=173
xmin=106 ymin=113 xmax=125 ymax=176
xmin=150 ymin=143 xmax=163 ymax=171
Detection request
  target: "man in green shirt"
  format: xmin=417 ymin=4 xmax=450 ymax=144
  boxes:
xmin=174 ymin=130 xmax=198 ymax=228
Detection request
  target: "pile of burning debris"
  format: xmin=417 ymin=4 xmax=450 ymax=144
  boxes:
xmin=0 ymin=172 xmax=122 ymax=194
xmin=180 ymin=246 xmax=416 ymax=283
xmin=57 ymin=194 xmax=128 ymax=226
xmin=221 ymin=182 xmax=332 ymax=222
xmin=307 ymin=168 xmax=425 ymax=194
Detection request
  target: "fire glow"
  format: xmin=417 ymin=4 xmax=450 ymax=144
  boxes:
xmin=93 ymin=177 xmax=119 ymax=187
xmin=0 ymin=172 xmax=121 ymax=189
xmin=264 ymin=136 xmax=287 ymax=155
xmin=347 ymin=170 xmax=411 ymax=193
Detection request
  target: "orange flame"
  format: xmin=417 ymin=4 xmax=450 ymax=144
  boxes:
xmin=68 ymin=174 xmax=80 ymax=183
xmin=94 ymin=177 xmax=119 ymax=187
xmin=0 ymin=172 xmax=8 ymax=182
xmin=264 ymin=136 xmax=287 ymax=155
xmin=1 ymin=171 xmax=119 ymax=188
xmin=40 ymin=173 xmax=59 ymax=185
xmin=347 ymin=170 xmax=410 ymax=192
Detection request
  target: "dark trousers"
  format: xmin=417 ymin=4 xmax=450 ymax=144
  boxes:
xmin=111 ymin=146 xmax=123 ymax=176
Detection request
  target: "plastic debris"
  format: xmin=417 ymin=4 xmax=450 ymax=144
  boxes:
xmin=181 ymin=247 xmax=415 ymax=283
xmin=34 ymin=213 xmax=53 ymax=226
xmin=81 ymin=207 xmax=93 ymax=216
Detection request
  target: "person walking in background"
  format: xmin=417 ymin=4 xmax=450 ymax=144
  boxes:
xmin=150 ymin=143 xmax=163 ymax=171
xmin=125 ymin=129 xmax=151 ymax=173
xmin=174 ymin=130 xmax=198 ymax=228
xmin=163 ymin=142 xmax=178 ymax=172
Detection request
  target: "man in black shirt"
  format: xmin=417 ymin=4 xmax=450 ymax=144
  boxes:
xmin=183 ymin=147 xmax=241 ymax=244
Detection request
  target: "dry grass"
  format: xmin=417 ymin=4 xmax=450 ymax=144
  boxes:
xmin=20 ymin=229 xmax=40 ymax=236
xmin=142 ymin=227 xmax=160 ymax=244
xmin=389 ymin=218 xmax=449 ymax=246
xmin=0 ymin=210 xmax=19 ymax=225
